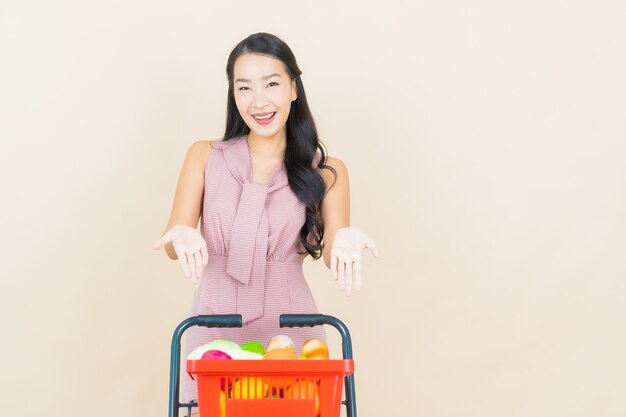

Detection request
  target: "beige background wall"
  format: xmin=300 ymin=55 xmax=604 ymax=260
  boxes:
xmin=1 ymin=0 xmax=625 ymax=416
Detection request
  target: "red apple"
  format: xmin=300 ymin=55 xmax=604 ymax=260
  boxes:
xmin=201 ymin=349 xmax=232 ymax=360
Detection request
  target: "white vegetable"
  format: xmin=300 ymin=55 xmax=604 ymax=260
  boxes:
xmin=226 ymin=350 xmax=263 ymax=360
xmin=186 ymin=339 xmax=241 ymax=360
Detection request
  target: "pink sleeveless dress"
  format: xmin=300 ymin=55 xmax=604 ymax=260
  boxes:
xmin=181 ymin=135 xmax=327 ymax=404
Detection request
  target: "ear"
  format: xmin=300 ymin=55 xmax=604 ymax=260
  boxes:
xmin=291 ymin=79 xmax=298 ymax=101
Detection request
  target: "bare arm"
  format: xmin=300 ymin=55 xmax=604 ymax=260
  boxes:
xmin=161 ymin=140 xmax=212 ymax=260
xmin=320 ymin=157 xmax=350 ymax=268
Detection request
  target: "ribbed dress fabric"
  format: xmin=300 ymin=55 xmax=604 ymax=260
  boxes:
xmin=181 ymin=135 xmax=327 ymax=404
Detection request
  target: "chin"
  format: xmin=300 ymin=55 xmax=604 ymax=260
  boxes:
xmin=248 ymin=125 xmax=284 ymax=139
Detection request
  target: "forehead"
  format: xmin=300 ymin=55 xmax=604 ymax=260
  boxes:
xmin=233 ymin=53 xmax=288 ymax=79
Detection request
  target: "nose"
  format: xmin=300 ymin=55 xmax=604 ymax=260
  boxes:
xmin=253 ymin=88 xmax=267 ymax=108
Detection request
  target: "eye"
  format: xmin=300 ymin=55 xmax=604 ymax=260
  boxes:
xmin=268 ymin=82 xmax=279 ymax=87
xmin=237 ymin=86 xmax=250 ymax=91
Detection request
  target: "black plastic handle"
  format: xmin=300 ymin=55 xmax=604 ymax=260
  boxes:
xmin=279 ymin=313 xmax=326 ymax=328
xmin=195 ymin=314 xmax=242 ymax=328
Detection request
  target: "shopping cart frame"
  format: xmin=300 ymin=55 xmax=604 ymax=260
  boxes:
xmin=167 ymin=314 xmax=357 ymax=417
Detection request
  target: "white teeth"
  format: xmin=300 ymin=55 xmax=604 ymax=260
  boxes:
xmin=253 ymin=113 xmax=274 ymax=120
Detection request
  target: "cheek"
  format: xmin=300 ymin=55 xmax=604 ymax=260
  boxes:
xmin=234 ymin=94 xmax=249 ymax=113
xmin=273 ymin=88 xmax=292 ymax=104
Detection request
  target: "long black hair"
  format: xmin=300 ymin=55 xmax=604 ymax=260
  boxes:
xmin=221 ymin=32 xmax=335 ymax=259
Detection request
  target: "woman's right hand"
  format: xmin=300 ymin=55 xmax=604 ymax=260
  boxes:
xmin=153 ymin=225 xmax=209 ymax=284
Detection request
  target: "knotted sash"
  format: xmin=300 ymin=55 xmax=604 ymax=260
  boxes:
xmin=220 ymin=137 xmax=289 ymax=324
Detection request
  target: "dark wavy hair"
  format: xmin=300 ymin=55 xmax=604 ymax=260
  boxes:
xmin=221 ymin=32 xmax=335 ymax=259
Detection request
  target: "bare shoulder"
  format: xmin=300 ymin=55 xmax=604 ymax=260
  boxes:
xmin=321 ymin=156 xmax=349 ymax=189
xmin=187 ymin=139 xmax=214 ymax=158
xmin=324 ymin=156 xmax=348 ymax=172
xmin=184 ymin=139 xmax=217 ymax=170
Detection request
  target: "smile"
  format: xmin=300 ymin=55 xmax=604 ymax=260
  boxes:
xmin=252 ymin=112 xmax=276 ymax=125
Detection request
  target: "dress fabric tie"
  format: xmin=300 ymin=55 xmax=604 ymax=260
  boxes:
xmin=220 ymin=138 xmax=290 ymax=324
xmin=226 ymin=183 xmax=269 ymax=323
xmin=226 ymin=182 xmax=268 ymax=285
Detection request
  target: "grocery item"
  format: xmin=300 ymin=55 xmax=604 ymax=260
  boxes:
xmin=263 ymin=348 xmax=299 ymax=360
xmin=225 ymin=350 xmax=263 ymax=360
xmin=200 ymin=350 xmax=232 ymax=360
xmin=186 ymin=339 xmax=240 ymax=360
xmin=239 ymin=340 xmax=265 ymax=356
xmin=231 ymin=377 xmax=269 ymax=399
xmin=284 ymin=379 xmax=320 ymax=416
xmin=301 ymin=338 xmax=330 ymax=360
xmin=267 ymin=335 xmax=294 ymax=352
xmin=262 ymin=347 xmax=300 ymax=390
xmin=219 ymin=390 xmax=226 ymax=417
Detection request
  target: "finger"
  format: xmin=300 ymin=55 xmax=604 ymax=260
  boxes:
xmin=153 ymin=232 xmax=171 ymax=250
xmin=193 ymin=251 xmax=204 ymax=279
xmin=354 ymin=257 xmax=363 ymax=292
xmin=364 ymin=237 xmax=380 ymax=258
xmin=200 ymin=245 xmax=209 ymax=266
xmin=344 ymin=260 xmax=353 ymax=297
xmin=176 ymin=250 xmax=191 ymax=278
xmin=152 ymin=235 xmax=166 ymax=250
xmin=191 ymin=273 xmax=198 ymax=285
xmin=186 ymin=250 xmax=198 ymax=282
xmin=337 ymin=260 xmax=346 ymax=290
xmin=330 ymin=254 xmax=339 ymax=280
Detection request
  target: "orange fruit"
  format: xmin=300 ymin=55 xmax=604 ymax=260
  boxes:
xmin=262 ymin=347 xmax=299 ymax=360
xmin=284 ymin=379 xmax=320 ymax=416
xmin=301 ymin=338 xmax=329 ymax=360
xmin=262 ymin=348 xmax=298 ymax=390
xmin=230 ymin=377 xmax=268 ymax=399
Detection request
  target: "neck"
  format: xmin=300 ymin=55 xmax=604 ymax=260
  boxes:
xmin=247 ymin=132 xmax=287 ymax=158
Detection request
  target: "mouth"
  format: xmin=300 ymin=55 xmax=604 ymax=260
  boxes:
xmin=252 ymin=112 xmax=276 ymax=125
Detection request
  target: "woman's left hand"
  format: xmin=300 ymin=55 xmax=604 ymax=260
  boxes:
xmin=330 ymin=227 xmax=380 ymax=296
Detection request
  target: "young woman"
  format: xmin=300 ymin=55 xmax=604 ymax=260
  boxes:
xmin=153 ymin=32 xmax=379 ymax=410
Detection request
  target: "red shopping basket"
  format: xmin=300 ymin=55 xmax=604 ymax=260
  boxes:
xmin=168 ymin=314 xmax=358 ymax=417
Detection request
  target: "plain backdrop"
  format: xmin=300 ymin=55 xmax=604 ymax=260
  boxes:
xmin=1 ymin=1 xmax=625 ymax=416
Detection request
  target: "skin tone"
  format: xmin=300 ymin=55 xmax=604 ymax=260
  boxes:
xmin=159 ymin=52 xmax=350 ymax=273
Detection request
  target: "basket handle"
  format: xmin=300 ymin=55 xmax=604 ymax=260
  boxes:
xmin=280 ymin=314 xmax=357 ymax=417
xmin=279 ymin=313 xmax=326 ymax=328
xmin=195 ymin=314 xmax=242 ymax=328
xmin=279 ymin=314 xmax=353 ymax=360
xmin=168 ymin=314 xmax=242 ymax=417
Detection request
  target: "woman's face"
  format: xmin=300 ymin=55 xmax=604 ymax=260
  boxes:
xmin=233 ymin=53 xmax=297 ymax=141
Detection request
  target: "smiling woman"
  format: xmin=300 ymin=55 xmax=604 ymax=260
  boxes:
xmin=152 ymin=32 xmax=379 ymax=414
xmin=235 ymin=63 xmax=294 ymax=131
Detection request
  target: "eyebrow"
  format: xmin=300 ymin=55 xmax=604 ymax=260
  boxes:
xmin=235 ymin=73 xmax=281 ymax=83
